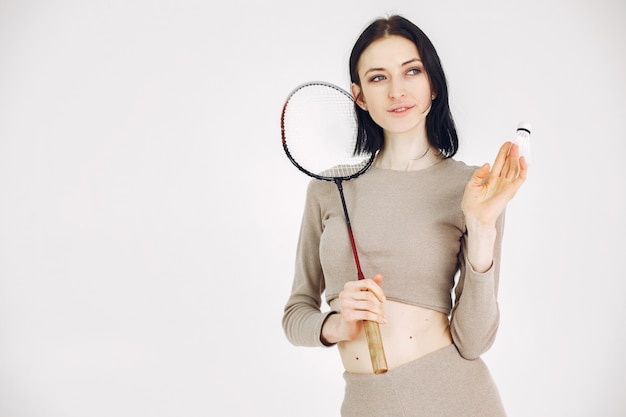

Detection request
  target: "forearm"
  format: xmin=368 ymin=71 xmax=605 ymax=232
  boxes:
xmin=464 ymin=217 xmax=497 ymax=273
xmin=283 ymin=300 xmax=336 ymax=347
xmin=450 ymin=260 xmax=500 ymax=359
xmin=451 ymin=212 xmax=505 ymax=359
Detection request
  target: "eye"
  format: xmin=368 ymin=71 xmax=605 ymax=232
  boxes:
xmin=368 ymin=74 xmax=386 ymax=83
xmin=407 ymin=67 xmax=422 ymax=76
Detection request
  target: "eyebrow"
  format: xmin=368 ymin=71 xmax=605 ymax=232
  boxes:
xmin=363 ymin=58 xmax=423 ymax=77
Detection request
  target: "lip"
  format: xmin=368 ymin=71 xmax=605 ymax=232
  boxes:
xmin=387 ymin=104 xmax=414 ymax=114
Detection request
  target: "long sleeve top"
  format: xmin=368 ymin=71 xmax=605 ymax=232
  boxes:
xmin=282 ymin=158 xmax=505 ymax=359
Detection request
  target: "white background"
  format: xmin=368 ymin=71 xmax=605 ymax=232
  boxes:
xmin=0 ymin=0 xmax=625 ymax=416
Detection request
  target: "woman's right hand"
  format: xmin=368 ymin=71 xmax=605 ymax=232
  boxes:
xmin=321 ymin=274 xmax=386 ymax=344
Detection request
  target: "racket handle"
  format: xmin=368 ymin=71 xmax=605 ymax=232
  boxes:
xmin=363 ymin=319 xmax=388 ymax=374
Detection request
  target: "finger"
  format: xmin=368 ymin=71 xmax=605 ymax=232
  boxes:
xmin=503 ymin=157 xmax=528 ymax=198
xmin=509 ymin=156 xmax=528 ymax=191
xmin=503 ymin=144 xmax=523 ymax=180
xmin=470 ymin=163 xmax=490 ymax=186
xmin=371 ymin=273 xmax=384 ymax=287
xmin=342 ymin=307 xmax=386 ymax=324
xmin=503 ymin=158 xmax=520 ymax=180
xmin=518 ymin=156 xmax=528 ymax=181
xmin=349 ymin=290 xmax=378 ymax=303
xmin=364 ymin=281 xmax=386 ymax=303
xmin=350 ymin=276 xmax=386 ymax=303
xmin=489 ymin=142 xmax=513 ymax=179
xmin=339 ymin=290 xmax=382 ymax=308
xmin=339 ymin=293 xmax=386 ymax=323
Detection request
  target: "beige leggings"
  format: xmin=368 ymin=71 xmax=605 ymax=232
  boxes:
xmin=341 ymin=344 xmax=506 ymax=417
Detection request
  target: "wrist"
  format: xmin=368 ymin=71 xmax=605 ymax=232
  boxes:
xmin=465 ymin=221 xmax=497 ymax=274
xmin=320 ymin=311 xmax=340 ymax=346
xmin=464 ymin=214 xmax=497 ymax=235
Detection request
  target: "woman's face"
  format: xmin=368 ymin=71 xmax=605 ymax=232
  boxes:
xmin=352 ymin=35 xmax=435 ymax=138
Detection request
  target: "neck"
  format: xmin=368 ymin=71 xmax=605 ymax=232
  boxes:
xmin=375 ymin=132 xmax=439 ymax=171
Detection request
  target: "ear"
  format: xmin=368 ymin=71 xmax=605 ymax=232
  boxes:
xmin=351 ymin=83 xmax=367 ymax=110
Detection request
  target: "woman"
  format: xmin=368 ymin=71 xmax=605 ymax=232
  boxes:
xmin=282 ymin=15 xmax=527 ymax=417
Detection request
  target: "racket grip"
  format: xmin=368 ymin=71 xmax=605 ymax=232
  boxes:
xmin=363 ymin=319 xmax=388 ymax=374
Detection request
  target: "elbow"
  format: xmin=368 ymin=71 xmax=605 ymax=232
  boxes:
xmin=453 ymin=340 xmax=493 ymax=360
xmin=451 ymin=323 xmax=499 ymax=360
xmin=282 ymin=309 xmax=300 ymax=347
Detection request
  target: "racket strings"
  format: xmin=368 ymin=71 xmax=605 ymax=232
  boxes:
xmin=282 ymin=83 xmax=371 ymax=180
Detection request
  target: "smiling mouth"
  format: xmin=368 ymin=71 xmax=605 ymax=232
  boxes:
xmin=389 ymin=106 xmax=413 ymax=113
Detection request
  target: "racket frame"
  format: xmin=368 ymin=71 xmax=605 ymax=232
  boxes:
xmin=281 ymin=81 xmax=375 ymax=182
xmin=281 ymin=81 xmax=388 ymax=374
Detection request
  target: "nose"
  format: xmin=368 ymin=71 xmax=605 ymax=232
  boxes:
xmin=388 ymin=78 xmax=406 ymax=99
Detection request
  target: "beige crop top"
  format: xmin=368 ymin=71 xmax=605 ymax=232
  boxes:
xmin=282 ymin=158 xmax=505 ymax=359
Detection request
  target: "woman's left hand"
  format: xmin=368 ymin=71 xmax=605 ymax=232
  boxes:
xmin=461 ymin=141 xmax=528 ymax=228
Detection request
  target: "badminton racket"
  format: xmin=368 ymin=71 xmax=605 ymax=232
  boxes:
xmin=281 ymin=81 xmax=388 ymax=374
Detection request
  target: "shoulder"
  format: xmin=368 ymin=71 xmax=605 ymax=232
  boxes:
xmin=305 ymin=178 xmax=335 ymax=202
xmin=434 ymin=157 xmax=477 ymax=185
xmin=441 ymin=157 xmax=477 ymax=175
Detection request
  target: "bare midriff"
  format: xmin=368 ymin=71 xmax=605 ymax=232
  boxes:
xmin=329 ymin=298 xmax=453 ymax=374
